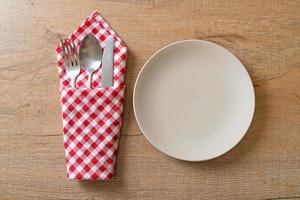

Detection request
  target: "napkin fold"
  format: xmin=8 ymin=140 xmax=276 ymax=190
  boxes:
xmin=55 ymin=11 xmax=127 ymax=180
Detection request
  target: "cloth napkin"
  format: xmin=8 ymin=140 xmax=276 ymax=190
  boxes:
xmin=55 ymin=11 xmax=127 ymax=180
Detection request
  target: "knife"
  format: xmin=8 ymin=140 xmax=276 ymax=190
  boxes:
xmin=101 ymin=36 xmax=114 ymax=87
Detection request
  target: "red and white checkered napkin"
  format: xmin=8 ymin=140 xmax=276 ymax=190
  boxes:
xmin=55 ymin=11 xmax=127 ymax=180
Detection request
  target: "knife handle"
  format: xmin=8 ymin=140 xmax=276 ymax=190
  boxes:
xmin=101 ymin=36 xmax=114 ymax=87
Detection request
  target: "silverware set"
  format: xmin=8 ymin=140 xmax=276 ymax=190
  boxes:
xmin=61 ymin=34 xmax=114 ymax=88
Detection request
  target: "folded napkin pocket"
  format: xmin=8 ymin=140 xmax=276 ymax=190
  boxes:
xmin=60 ymin=85 xmax=125 ymax=180
xmin=55 ymin=11 xmax=127 ymax=180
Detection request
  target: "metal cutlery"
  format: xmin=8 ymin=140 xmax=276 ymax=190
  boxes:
xmin=101 ymin=36 xmax=114 ymax=87
xmin=61 ymin=39 xmax=81 ymax=88
xmin=79 ymin=34 xmax=102 ymax=88
xmin=62 ymin=34 xmax=114 ymax=88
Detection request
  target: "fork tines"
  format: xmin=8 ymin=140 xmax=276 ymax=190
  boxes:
xmin=61 ymin=38 xmax=79 ymax=67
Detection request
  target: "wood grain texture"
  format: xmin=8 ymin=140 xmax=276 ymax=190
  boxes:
xmin=0 ymin=0 xmax=299 ymax=199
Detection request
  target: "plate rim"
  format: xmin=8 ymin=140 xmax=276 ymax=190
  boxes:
xmin=133 ymin=39 xmax=255 ymax=161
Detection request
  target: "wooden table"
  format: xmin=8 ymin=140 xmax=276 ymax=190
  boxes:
xmin=1 ymin=0 xmax=299 ymax=199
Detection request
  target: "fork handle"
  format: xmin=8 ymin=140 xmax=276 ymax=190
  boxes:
xmin=70 ymin=77 xmax=76 ymax=88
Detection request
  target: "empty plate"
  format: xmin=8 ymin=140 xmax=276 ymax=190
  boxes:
xmin=133 ymin=40 xmax=255 ymax=161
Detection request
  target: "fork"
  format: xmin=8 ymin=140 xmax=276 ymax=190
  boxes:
xmin=61 ymin=39 xmax=81 ymax=88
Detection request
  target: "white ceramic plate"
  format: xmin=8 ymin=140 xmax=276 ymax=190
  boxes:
xmin=133 ymin=40 xmax=255 ymax=161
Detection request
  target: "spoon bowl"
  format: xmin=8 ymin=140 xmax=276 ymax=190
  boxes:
xmin=79 ymin=34 xmax=102 ymax=87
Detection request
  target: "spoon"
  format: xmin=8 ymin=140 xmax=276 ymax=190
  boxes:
xmin=79 ymin=34 xmax=102 ymax=88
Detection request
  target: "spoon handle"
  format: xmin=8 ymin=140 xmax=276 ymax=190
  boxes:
xmin=87 ymin=72 xmax=92 ymax=88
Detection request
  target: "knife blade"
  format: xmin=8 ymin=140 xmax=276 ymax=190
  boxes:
xmin=101 ymin=36 xmax=114 ymax=87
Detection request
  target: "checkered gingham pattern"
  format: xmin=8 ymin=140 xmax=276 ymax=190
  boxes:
xmin=55 ymin=11 xmax=127 ymax=180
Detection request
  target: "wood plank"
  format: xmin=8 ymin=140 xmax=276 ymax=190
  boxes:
xmin=0 ymin=0 xmax=299 ymax=199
